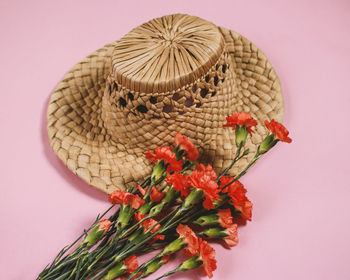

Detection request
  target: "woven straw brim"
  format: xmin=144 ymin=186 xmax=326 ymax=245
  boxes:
xmin=47 ymin=26 xmax=284 ymax=194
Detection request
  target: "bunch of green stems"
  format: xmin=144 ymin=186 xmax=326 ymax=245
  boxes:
xmin=38 ymin=143 xmax=259 ymax=280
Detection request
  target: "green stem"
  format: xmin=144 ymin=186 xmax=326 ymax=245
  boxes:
xmin=50 ymin=270 xmax=71 ymax=280
xmin=39 ymin=177 xmax=150 ymax=280
xmin=179 ymin=207 xmax=207 ymax=225
xmin=119 ymin=207 xmax=178 ymax=257
xmin=216 ymin=142 xmax=243 ymax=182
xmin=161 ymin=208 xmax=197 ymax=233
xmin=40 ymin=242 xmax=90 ymax=279
xmin=87 ymin=259 xmax=116 ymax=280
xmin=159 ymin=206 xmax=185 ymax=231
xmin=79 ymin=240 xmax=125 ymax=279
xmin=222 ymin=152 xmax=261 ymax=190
xmin=89 ymin=207 xmax=179 ymax=280
xmin=67 ymin=256 xmax=82 ymax=280
xmin=124 ymin=208 xmax=185 ymax=280
xmin=139 ymin=242 xmax=167 ymax=253
xmin=154 ymin=267 xmax=181 ymax=280
xmin=133 ymin=275 xmax=143 ymax=280
xmin=143 ymin=182 xmax=155 ymax=201
xmin=41 ymin=204 xmax=116 ymax=277
xmin=118 ymin=215 xmax=154 ymax=239
xmin=126 ymin=207 xmax=198 ymax=280
xmin=86 ymin=214 xmax=151 ymax=271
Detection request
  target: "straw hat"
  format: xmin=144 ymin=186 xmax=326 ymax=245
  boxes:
xmin=47 ymin=14 xmax=284 ymax=194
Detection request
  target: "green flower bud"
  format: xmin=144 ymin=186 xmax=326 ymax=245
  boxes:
xmin=161 ymin=186 xmax=178 ymax=205
xmin=213 ymin=194 xmax=229 ymax=208
xmin=200 ymin=227 xmax=229 ymax=239
xmin=161 ymin=237 xmax=185 ymax=255
xmin=178 ymin=256 xmax=203 ymax=272
xmin=116 ymin=205 xmax=133 ymax=230
xmin=235 ymin=125 xmax=249 ymax=147
xmin=143 ymin=255 xmax=170 ymax=277
xmin=151 ymin=160 xmax=166 ymax=183
xmin=183 ymin=188 xmax=204 ymax=209
xmin=101 ymin=262 xmax=126 ymax=280
xmin=149 ymin=202 xmax=166 ymax=217
xmin=138 ymin=201 xmax=153 ymax=215
xmin=82 ymin=219 xmax=111 ymax=246
xmin=194 ymin=214 xmax=219 ymax=227
xmin=128 ymin=228 xmax=144 ymax=243
xmin=258 ymin=134 xmax=278 ymax=154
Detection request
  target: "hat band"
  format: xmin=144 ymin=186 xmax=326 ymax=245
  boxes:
xmin=100 ymin=50 xmax=237 ymax=149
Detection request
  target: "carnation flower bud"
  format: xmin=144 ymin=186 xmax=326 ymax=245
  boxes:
xmin=194 ymin=214 xmax=219 ymax=227
xmin=102 ymin=262 xmax=125 ymax=280
xmin=103 ymin=255 xmax=138 ymax=280
xmin=138 ymin=201 xmax=153 ymax=215
xmin=212 ymin=195 xmax=229 ymax=208
xmin=195 ymin=210 xmax=233 ymax=228
xmin=235 ymin=125 xmax=249 ymax=147
xmin=158 ymin=238 xmax=216 ymax=279
xmin=151 ymin=160 xmax=166 ymax=183
xmin=258 ymin=134 xmax=278 ymax=154
xmin=178 ymin=256 xmax=203 ymax=271
xmin=149 ymin=202 xmax=166 ymax=217
xmin=128 ymin=228 xmax=144 ymax=244
xmin=161 ymin=237 xmax=186 ymax=255
xmin=116 ymin=205 xmax=134 ymax=230
xmin=83 ymin=219 xmax=111 ymax=246
xmin=183 ymin=188 xmax=204 ymax=209
xmin=143 ymin=255 xmax=170 ymax=277
xmin=161 ymin=186 xmax=178 ymax=204
xmin=200 ymin=227 xmax=228 ymax=239
xmin=201 ymin=226 xmax=238 ymax=247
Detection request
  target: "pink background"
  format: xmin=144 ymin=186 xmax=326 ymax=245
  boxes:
xmin=1 ymin=0 xmax=349 ymax=279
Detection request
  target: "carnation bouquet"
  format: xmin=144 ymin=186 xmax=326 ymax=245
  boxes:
xmin=38 ymin=112 xmax=291 ymax=280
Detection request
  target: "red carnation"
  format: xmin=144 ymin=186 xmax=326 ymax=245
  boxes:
xmin=176 ymin=224 xmax=200 ymax=256
xmin=223 ymin=224 xmax=239 ymax=247
xmin=223 ymin=112 xmax=258 ymax=133
xmin=120 ymin=255 xmax=140 ymax=280
xmin=149 ymin=187 xmax=165 ymax=202
xmin=195 ymin=163 xmax=218 ymax=181
xmin=161 ymin=254 xmax=171 ymax=264
xmin=135 ymin=213 xmax=165 ymax=240
xmin=109 ymin=255 xmax=138 ymax=280
xmin=109 ymin=190 xmax=145 ymax=210
xmin=166 ymin=172 xmax=190 ymax=197
xmin=97 ymin=219 xmax=112 ymax=235
xmin=217 ymin=209 xmax=233 ymax=228
xmin=136 ymin=185 xmax=165 ymax=202
xmin=264 ymin=119 xmax=292 ymax=143
xmin=188 ymin=170 xmax=220 ymax=210
xmin=124 ymin=255 xmax=138 ymax=274
xmin=145 ymin=146 xmax=183 ymax=172
xmin=82 ymin=219 xmax=112 ymax=246
xmin=198 ymin=238 xmax=217 ymax=278
xmin=174 ymin=132 xmax=199 ymax=161
xmin=220 ymin=177 xmax=252 ymax=221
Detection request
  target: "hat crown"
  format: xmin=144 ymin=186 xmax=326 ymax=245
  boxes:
xmin=111 ymin=14 xmax=225 ymax=94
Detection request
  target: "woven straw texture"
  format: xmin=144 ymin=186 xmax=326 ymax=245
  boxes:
xmin=47 ymin=14 xmax=284 ymax=194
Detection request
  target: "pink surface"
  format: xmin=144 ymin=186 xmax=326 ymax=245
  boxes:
xmin=1 ymin=0 xmax=349 ymax=279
